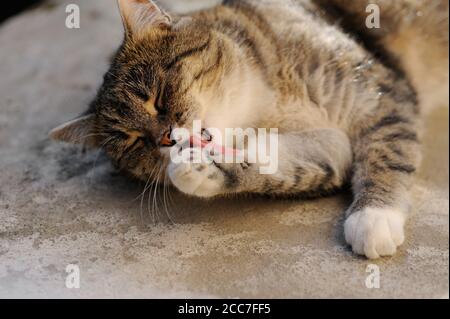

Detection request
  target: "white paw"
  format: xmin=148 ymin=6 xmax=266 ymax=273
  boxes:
xmin=344 ymin=207 xmax=406 ymax=259
xmin=168 ymin=159 xmax=224 ymax=198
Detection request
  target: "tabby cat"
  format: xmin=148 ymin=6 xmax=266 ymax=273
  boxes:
xmin=50 ymin=0 xmax=449 ymax=259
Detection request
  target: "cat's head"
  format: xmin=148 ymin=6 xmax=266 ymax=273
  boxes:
xmin=50 ymin=0 xmax=226 ymax=180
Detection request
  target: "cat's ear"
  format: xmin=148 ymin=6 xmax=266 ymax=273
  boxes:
xmin=117 ymin=0 xmax=172 ymax=38
xmin=49 ymin=114 xmax=98 ymax=147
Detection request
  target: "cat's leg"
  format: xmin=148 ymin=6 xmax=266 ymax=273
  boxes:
xmin=168 ymin=128 xmax=353 ymax=198
xmin=344 ymin=87 xmax=421 ymax=259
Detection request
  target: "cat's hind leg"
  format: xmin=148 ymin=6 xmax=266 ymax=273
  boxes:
xmin=345 ymin=81 xmax=421 ymax=259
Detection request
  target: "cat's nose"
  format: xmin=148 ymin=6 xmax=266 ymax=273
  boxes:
xmin=160 ymin=129 xmax=176 ymax=147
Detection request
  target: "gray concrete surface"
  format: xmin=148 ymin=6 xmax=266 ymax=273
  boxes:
xmin=0 ymin=0 xmax=448 ymax=298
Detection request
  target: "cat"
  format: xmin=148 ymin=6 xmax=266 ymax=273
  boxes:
xmin=50 ymin=0 xmax=449 ymax=259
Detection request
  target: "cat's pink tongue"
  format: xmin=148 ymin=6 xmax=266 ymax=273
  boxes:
xmin=189 ymin=135 xmax=240 ymax=156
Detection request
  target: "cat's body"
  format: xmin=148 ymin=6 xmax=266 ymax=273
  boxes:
xmin=50 ymin=0 xmax=449 ymax=259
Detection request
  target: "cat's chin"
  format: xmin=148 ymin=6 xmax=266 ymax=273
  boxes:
xmin=168 ymin=160 xmax=225 ymax=198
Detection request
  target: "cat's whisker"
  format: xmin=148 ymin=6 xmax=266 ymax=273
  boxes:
xmin=147 ymin=168 xmax=155 ymax=224
xmin=134 ymin=164 xmax=158 ymax=203
xmin=147 ymin=178 xmax=155 ymax=224
xmin=149 ymin=167 xmax=159 ymax=224
xmin=163 ymin=169 xmax=177 ymax=208
xmin=139 ymin=169 xmax=155 ymax=224
xmin=150 ymin=165 xmax=163 ymax=224
xmin=147 ymin=164 xmax=162 ymax=224
xmin=138 ymin=182 xmax=148 ymax=224
xmin=165 ymin=171 xmax=178 ymax=215
xmin=152 ymin=165 xmax=164 ymax=224
xmin=162 ymin=172 xmax=175 ymax=224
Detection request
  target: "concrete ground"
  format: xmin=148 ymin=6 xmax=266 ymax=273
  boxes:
xmin=0 ymin=0 xmax=448 ymax=298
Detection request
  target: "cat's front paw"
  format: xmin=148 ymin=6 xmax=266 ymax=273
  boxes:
xmin=344 ymin=207 xmax=406 ymax=259
xmin=168 ymin=159 xmax=225 ymax=198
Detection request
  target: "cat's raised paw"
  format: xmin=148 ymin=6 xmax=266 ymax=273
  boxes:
xmin=344 ymin=207 xmax=406 ymax=259
xmin=168 ymin=157 xmax=225 ymax=198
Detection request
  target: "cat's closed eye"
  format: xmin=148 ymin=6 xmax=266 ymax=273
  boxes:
xmin=122 ymin=130 xmax=147 ymax=152
xmin=143 ymin=98 xmax=158 ymax=116
xmin=154 ymin=82 xmax=167 ymax=115
xmin=142 ymin=85 xmax=166 ymax=117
